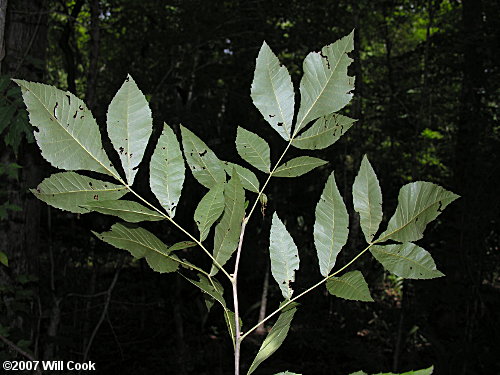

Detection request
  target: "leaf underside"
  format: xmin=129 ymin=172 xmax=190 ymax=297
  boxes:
xmin=326 ymin=270 xmax=374 ymax=302
xmin=314 ymin=171 xmax=349 ymax=276
xmin=81 ymin=200 xmax=164 ymax=223
xmin=15 ymin=80 xmax=119 ymax=177
xmin=353 ymin=155 xmax=383 ymax=243
xmin=210 ymin=172 xmax=245 ymax=276
xmin=251 ymin=42 xmax=295 ymax=140
xmin=150 ymin=123 xmax=185 ymax=217
xmin=273 ymin=156 xmax=327 ymax=178
xmin=31 ymin=172 xmax=127 ymax=213
xmin=181 ymin=125 xmax=225 ymax=189
xmin=380 ymin=182 xmax=459 ymax=242
xmin=269 ymin=213 xmax=300 ymax=299
xmin=194 ymin=183 xmax=225 ymax=241
xmin=94 ymin=223 xmax=179 ymax=273
xmin=236 ymin=126 xmax=271 ymax=173
xmin=292 ymin=113 xmax=355 ymax=150
xmin=295 ymin=30 xmax=355 ymax=135
xmin=247 ymin=302 xmax=298 ymax=375
xmin=223 ymin=161 xmax=260 ymax=193
xmin=107 ymin=74 xmax=152 ymax=185
xmin=370 ymin=243 xmax=444 ymax=279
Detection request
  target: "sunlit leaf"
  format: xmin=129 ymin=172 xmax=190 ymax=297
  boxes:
xmin=292 ymin=113 xmax=355 ymax=150
xmin=223 ymin=161 xmax=260 ymax=193
xmin=380 ymin=182 xmax=459 ymax=242
xmin=31 ymin=172 xmax=127 ymax=213
xmin=180 ymin=125 xmax=225 ymax=189
xmin=210 ymin=172 xmax=245 ymax=276
xmin=150 ymin=123 xmax=185 ymax=217
xmin=273 ymin=156 xmax=327 ymax=177
xmin=236 ymin=126 xmax=271 ymax=173
xmin=326 ymin=271 xmax=373 ymax=302
xmin=251 ymin=42 xmax=295 ymax=140
xmin=314 ymin=171 xmax=349 ymax=276
xmin=93 ymin=223 xmax=179 ymax=273
xmin=294 ymin=31 xmax=355 ymax=134
xmin=80 ymin=200 xmax=164 ymax=222
xmin=247 ymin=302 xmax=298 ymax=375
xmin=371 ymin=243 xmax=444 ymax=279
xmin=269 ymin=213 xmax=299 ymax=299
xmin=14 ymin=80 xmax=119 ymax=177
xmin=194 ymin=183 xmax=225 ymax=241
xmin=107 ymin=75 xmax=152 ymax=185
xmin=353 ymin=156 xmax=383 ymax=243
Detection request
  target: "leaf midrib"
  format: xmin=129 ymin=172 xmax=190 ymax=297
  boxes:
xmin=372 ymin=246 xmax=436 ymax=273
xmin=27 ymin=86 xmax=117 ymax=178
xmin=380 ymin=196 xmax=445 ymax=241
xmin=296 ymin=40 xmax=351 ymax=133
xmin=265 ymin=54 xmax=291 ymax=137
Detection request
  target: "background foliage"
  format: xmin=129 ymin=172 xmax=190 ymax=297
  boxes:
xmin=0 ymin=0 xmax=499 ymax=374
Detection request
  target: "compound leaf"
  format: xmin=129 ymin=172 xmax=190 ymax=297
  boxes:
xmin=353 ymin=156 xmax=383 ymax=243
xmin=14 ymin=80 xmax=119 ymax=177
xmin=380 ymin=182 xmax=459 ymax=242
xmin=181 ymin=125 xmax=225 ymax=189
xmin=107 ymin=75 xmax=152 ymax=185
xmin=150 ymin=123 xmax=185 ymax=217
xmin=93 ymin=223 xmax=179 ymax=273
xmin=370 ymin=243 xmax=444 ymax=279
xmin=236 ymin=127 xmax=271 ymax=173
xmin=194 ymin=183 xmax=225 ymax=241
xmin=223 ymin=161 xmax=260 ymax=193
xmin=326 ymin=271 xmax=373 ymax=302
xmin=31 ymin=172 xmax=127 ymax=213
xmin=295 ymin=31 xmax=355 ymax=135
xmin=80 ymin=200 xmax=164 ymax=223
xmin=292 ymin=113 xmax=355 ymax=150
xmin=314 ymin=171 xmax=349 ymax=276
xmin=251 ymin=42 xmax=295 ymax=140
xmin=269 ymin=213 xmax=300 ymax=299
xmin=247 ymin=302 xmax=298 ymax=375
xmin=210 ymin=172 xmax=245 ymax=276
xmin=273 ymin=156 xmax=327 ymax=178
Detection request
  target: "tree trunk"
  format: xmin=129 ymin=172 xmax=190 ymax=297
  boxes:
xmin=0 ymin=0 xmax=48 ymax=356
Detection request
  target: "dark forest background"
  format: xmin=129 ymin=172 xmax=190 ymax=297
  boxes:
xmin=0 ymin=0 xmax=499 ymax=374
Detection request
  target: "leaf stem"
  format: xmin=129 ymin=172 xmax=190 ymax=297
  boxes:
xmin=231 ymin=218 xmax=247 ymax=375
xmin=240 ymin=242 xmax=375 ymax=341
xmin=231 ymin=138 xmax=294 ymax=374
xmin=246 ymin=139 xmax=293 ymax=220
xmin=125 ymin=184 xmax=233 ymax=281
